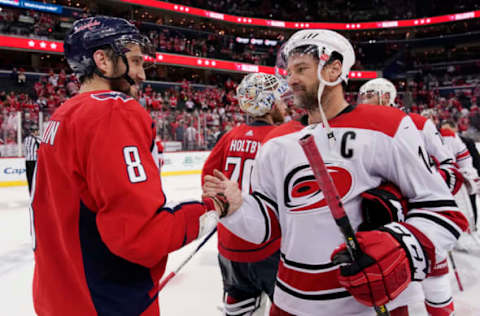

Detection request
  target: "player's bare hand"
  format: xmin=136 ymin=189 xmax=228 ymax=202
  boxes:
xmin=202 ymin=170 xmax=243 ymax=217
xmin=202 ymin=174 xmax=226 ymax=197
xmin=212 ymin=169 xmax=243 ymax=216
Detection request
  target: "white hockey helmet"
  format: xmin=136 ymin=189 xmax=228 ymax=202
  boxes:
xmin=236 ymin=73 xmax=288 ymax=117
xmin=358 ymin=78 xmax=397 ymax=106
xmin=420 ymin=108 xmax=437 ymax=120
xmin=276 ymin=29 xmax=355 ymax=84
xmin=276 ymin=29 xmax=355 ymax=146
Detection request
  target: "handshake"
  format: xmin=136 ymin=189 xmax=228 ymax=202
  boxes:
xmin=198 ymin=170 xmax=243 ymax=237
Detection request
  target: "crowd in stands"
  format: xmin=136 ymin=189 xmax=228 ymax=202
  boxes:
xmin=142 ymin=25 xmax=277 ymax=66
xmin=159 ymin=0 xmax=480 ymax=22
xmin=1 ymin=5 xmax=480 ymax=70
xmin=0 ymin=0 xmax=480 ymax=155
xmin=53 ymin=0 xmax=479 ymax=23
xmin=1 ymin=65 xmax=480 ymax=157
xmin=0 ymin=7 xmax=61 ymax=39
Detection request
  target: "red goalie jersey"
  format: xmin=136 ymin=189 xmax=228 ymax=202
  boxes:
xmin=202 ymin=121 xmax=281 ymax=262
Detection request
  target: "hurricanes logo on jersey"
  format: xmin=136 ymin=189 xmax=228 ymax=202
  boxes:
xmin=284 ymin=164 xmax=352 ymax=212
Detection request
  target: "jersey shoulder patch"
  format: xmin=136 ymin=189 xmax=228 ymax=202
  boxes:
xmin=331 ymin=104 xmax=407 ymax=137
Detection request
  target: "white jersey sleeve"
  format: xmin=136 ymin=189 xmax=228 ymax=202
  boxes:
xmin=444 ymin=132 xmax=479 ymax=194
xmin=372 ymin=116 xmax=464 ymax=263
xmin=422 ymin=119 xmax=454 ymax=164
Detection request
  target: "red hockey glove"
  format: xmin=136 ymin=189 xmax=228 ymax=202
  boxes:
xmin=331 ymin=222 xmax=431 ymax=307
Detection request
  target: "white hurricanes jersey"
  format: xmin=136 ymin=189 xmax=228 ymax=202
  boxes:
xmin=441 ymin=129 xmax=479 ymax=194
xmin=440 ymin=129 xmax=479 ymax=228
xmin=409 ymin=113 xmax=454 ymax=164
xmin=221 ymin=104 xmax=465 ymax=316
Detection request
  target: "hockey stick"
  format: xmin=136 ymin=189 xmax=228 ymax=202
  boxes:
xmin=448 ymin=251 xmax=464 ymax=292
xmin=299 ymin=134 xmax=390 ymax=316
xmin=157 ymin=227 xmax=217 ymax=292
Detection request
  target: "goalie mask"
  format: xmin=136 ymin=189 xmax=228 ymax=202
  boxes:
xmin=236 ymin=73 xmax=289 ymax=117
xmin=358 ymin=78 xmax=397 ymax=106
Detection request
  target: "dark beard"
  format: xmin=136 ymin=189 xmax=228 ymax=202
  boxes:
xmin=110 ymin=77 xmax=133 ymax=97
xmin=109 ymin=62 xmax=136 ymax=98
xmin=271 ymin=106 xmax=284 ymax=124
xmin=295 ymin=88 xmax=318 ymax=111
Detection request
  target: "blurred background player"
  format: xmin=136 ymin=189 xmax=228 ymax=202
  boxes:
xmin=422 ymin=109 xmax=479 ymax=236
xmin=358 ymin=77 xmax=397 ymax=107
xmin=205 ymin=29 xmax=467 ymax=316
xmin=202 ymin=72 xmax=287 ymax=316
xmin=30 ymin=16 xmax=226 ymax=316
xmin=359 ymin=78 xmax=461 ymax=316
xmin=360 ymin=80 xmax=463 ymax=196
xmin=440 ymin=120 xmax=480 ymax=249
xmin=456 ymin=123 xmax=480 ymax=231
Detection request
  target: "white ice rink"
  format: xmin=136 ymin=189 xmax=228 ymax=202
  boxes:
xmin=1 ymin=174 xmax=480 ymax=315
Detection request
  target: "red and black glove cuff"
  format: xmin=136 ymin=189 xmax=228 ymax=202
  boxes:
xmin=438 ymin=167 xmax=464 ymax=195
xmin=379 ymin=222 xmax=432 ymax=281
xmin=359 ymin=182 xmax=408 ymax=231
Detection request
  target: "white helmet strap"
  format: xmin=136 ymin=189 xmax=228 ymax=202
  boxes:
xmin=316 ymin=51 xmax=343 ymax=148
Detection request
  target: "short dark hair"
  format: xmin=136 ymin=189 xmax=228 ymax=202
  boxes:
xmin=441 ymin=119 xmax=457 ymax=129
xmin=79 ymin=46 xmax=120 ymax=84
xmin=288 ymin=45 xmax=343 ymax=65
xmin=288 ymin=46 xmax=346 ymax=89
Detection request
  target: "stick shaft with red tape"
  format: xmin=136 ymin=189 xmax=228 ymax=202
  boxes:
xmin=299 ymin=134 xmax=389 ymax=316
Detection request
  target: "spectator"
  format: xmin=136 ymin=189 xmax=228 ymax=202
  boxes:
xmin=185 ymin=123 xmax=197 ymax=150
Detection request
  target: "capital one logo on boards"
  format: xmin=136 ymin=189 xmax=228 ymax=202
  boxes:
xmin=3 ymin=167 xmax=26 ymax=175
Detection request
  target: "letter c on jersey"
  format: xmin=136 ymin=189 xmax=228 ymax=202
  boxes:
xmin=284 ymin=164 xmax=352 ymax=212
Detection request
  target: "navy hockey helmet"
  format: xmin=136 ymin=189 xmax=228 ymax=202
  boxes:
xmin=64 ymin=16 xmax=154 ymax=85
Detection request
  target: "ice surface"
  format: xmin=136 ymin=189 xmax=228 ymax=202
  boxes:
xmin=1 ymin=175 xmax=479 ymax=315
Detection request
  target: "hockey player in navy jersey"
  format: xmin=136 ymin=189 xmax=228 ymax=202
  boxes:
xmin=202 ymin=73 xmax=287 ymax=316
xmin=204 ymin=29 xmax=468 ymax=316
xmin=31 ymin=16 xmax=227 ymax=316
xmin=359 ymin=78 xmax=461 ymax=316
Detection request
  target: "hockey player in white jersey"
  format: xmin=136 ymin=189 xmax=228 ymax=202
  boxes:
xmin=204 ymin=29 xmax=468 ymax=316
xmin=440 ymin=120 xmax=480 ymax=250
xmin=358 ymin=78 xmax=397 ymax=107
xmin=359 ymin=79 xmax=462 ymax=195
xmin=421 ymin=110 xmax=479 ymax=227
xmin=359 ymin=78 xmax=460 ymax=316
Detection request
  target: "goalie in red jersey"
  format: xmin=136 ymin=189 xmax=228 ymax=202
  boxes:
xmin=202 ymin=72 xmax=288 ymax=315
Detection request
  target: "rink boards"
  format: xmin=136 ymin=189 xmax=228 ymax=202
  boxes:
xmin=0 ymin=151 xmax=211 ymax=187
